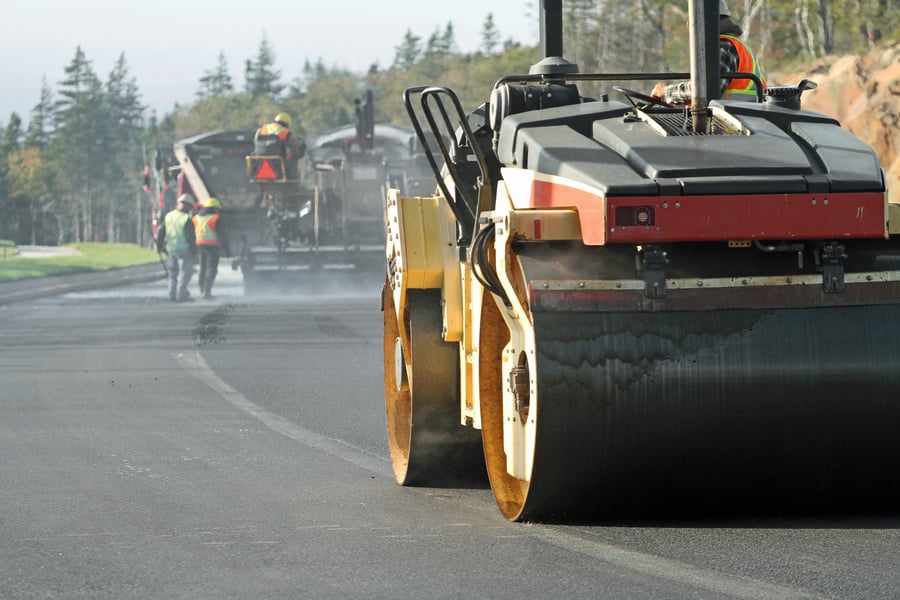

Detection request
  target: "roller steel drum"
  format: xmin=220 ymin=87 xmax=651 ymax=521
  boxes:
xmin=482 ymin=247 xmax=900 ymax=521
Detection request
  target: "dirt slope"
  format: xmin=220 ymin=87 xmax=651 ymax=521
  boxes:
xmin=772 ymin=40 xmax=900 ymax=203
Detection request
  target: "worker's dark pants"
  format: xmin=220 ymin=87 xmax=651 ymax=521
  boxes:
xmin=197 ymin=245 xmax=221 ymax=298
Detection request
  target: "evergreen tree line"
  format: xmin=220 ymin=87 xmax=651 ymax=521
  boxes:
xmin=2 ymin=1 xmax=897 ymax=246
xmin=1 ymin=48 xmax=146 ymax=245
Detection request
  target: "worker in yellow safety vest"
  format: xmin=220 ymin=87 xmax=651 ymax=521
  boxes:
xmin=192 ymin=197 xmax=230 ymax=300
xmin=651 ymin=0 xmax=766 ymax=104
xmin=157 ymin=194 xmax=196 ymax=302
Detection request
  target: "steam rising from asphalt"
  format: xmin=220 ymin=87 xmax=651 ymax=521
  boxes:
xmin=237 ymin=269 xmax=385 ymax=303
xmin=59 ymin=267 xmax=384 ymax=305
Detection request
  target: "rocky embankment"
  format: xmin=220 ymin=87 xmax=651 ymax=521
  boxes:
xmin=772 ymin=40 xmax=900 ymax=203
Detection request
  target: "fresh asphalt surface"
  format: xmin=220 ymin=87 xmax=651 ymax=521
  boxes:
xmin=0 ymin=265 xmax=898 ymax=599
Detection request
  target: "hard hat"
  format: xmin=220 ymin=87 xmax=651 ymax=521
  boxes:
xmin=719 ymin=0 xmax=730 ymax=16
xmin=274 ymin=112 xmax=292 ymax=127
xmin=204 ymin=197 xmax=221 ymax=209
xmin=177 ymin=193 xmax=194 ymax=206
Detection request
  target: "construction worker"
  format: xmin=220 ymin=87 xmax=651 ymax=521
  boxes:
xmin=193 ymin=197 xmax=229 ymax=299
xmin=157 ymin=194 xmax=196 ymax=302
xmin=651 ymin=0 xmax=766 ymax=104
xmin=254 ymin=112 xmax=306 ymax=180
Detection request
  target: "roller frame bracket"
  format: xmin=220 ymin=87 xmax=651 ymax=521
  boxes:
xmin=508 ymin=364 xmax=530 ymax=421
xmin=641 ymin=247 xmax=668 ymax=299
xmin=821 ymin=243 xmax=847 ymax=293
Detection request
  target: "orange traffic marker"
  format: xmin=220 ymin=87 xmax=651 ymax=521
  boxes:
xmin=255 ymin=160 xmax=278 ymax=180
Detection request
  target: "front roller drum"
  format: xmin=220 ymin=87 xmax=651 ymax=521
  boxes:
xmin=481 ymin=299 xmax=900 ymax=521
xmin=383 ymin=285 xmax=486 ymax=487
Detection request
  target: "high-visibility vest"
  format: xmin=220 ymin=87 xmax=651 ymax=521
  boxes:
xmin=193 ymin=213 xmax=220 ymax=246
xmin=721 ymin=35 xmax=766 ymax=100
xmin=164 ymin=210 xmax=191 ymax=255
xmin=257 ymin=122 xmax=295 ymax=159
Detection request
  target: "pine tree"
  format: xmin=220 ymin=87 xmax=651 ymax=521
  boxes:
xmin=0 ymin=114 xmax=24 ymax=240
xmin=296 ymin=58 xmax=329 ymax=93
xmin=54 ymin=46 xmax=106 ymax=242
xmin=442 ymin=22 xmax=458 ymax=55
xmin=420 ymin=22 xmax=457 ymax=79
xmin=480 ymin=13 xmax=500 ymax=55
xmin=393 ymin=29 xmax=422 ymax=71
xmin=197 ymin=51 xmax=234 ymax=99
xmin=106 ymin=54 xmax=145 ymax=132
xmin=1 ymin=114 xmax=23 ymax=153
xmin=104 ymin=53 xmax=145 ymax=242
xmin=424 ymin=23 xmax=455 ymax=58
xmin=25 ymin=79 xmax=54 ymax=150
xmin=245 ymin=33 xmax=284 ymax=100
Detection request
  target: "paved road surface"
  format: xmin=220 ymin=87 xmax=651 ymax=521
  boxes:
xmin=1 ymin=270 xmax=898 ymax=599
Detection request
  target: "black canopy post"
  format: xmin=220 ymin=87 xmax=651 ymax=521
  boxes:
xmin=540 ymin=0 xmax=564 ymax=58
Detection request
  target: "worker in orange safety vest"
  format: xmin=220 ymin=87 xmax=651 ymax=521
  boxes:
xmin=192 ymin=197 xmax=230 ymax=300
xmin=254 ymin=112 xmax=307 ymax=180
xmin=650 ymin=0 xmax=766 ymax=104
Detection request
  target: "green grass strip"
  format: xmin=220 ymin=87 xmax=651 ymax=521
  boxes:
xmin=0 ymin=243 xmax=159 ymax=282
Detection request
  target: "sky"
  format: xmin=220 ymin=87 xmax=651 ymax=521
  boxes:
xmin=0 ymin=0 xmax=538 ymax=125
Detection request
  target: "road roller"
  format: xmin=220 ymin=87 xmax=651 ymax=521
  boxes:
xmin=383 ymin=0 xmax=900 ymax=521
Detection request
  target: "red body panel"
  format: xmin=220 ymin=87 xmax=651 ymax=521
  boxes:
xmin=526 ymin=179 xmax=886 ymax=244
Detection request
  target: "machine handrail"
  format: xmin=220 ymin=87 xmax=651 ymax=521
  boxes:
xmin=402 ymin=85 xmax=490 ymax=244
xmin=493 ymin=71 xmax=765 ymax=103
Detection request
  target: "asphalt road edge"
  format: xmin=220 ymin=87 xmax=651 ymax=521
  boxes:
xmin=0 ymin=264 xmax=166 ymax=306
